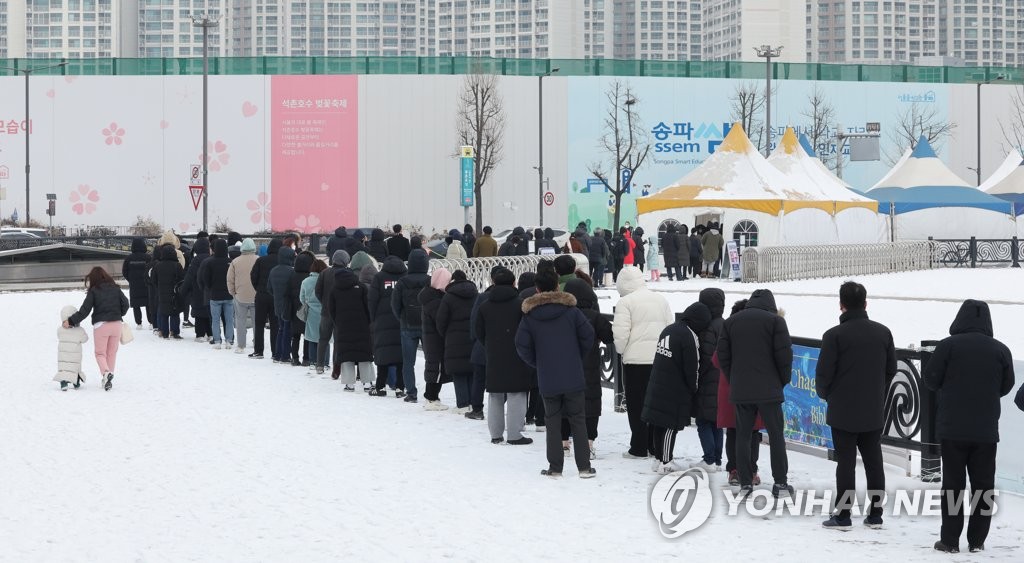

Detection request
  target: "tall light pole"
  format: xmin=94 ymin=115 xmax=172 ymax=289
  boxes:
xmin=0 ymin=61 xmax=68 ymax=226
xmin=974 ymin=74 xmax=1005 ymax=185
xmin=192 ymin=14 xmax=220 ymax=232
xmin=753 ymin=45 xmax=783 ymax=157
xmin=538 ymin=67 xmax=559 ymax=226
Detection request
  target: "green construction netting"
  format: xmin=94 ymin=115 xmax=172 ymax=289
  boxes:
xmin=0 ymin=57 xmax=1019 ymax=83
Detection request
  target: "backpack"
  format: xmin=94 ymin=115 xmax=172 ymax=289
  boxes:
xmin=171 ymin=280 xmax=185 ymax=313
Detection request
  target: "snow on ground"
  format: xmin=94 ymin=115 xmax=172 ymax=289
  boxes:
xmin=1 ymin=271 xmax=1022 ymax=561
xmin=598 ymin=268 xmax=1024 ymax=356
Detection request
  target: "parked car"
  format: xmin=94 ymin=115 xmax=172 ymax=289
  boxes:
xmin=493 ymin=226 xmax=570 ymax=253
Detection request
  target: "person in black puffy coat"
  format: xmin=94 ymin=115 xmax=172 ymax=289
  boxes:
xmin=633 ymin=227 xmax=646 ymax=271
xmin=385 ymin=224 xmax=411 ymax=261
xmin=436 ymin=270 xmax=479 ymax=410
xmin=562 ymin=279 xmax=614 ymax=457
xmin=694 ymin=287 xmax=726 ymax=470
xmin=250 ymin=238 xmax=282 ymax=359
xmin=924 ymin=299 xmax=1015 ymax=553
xmin=324 ymin=266 xmax=374 ymax=391
xmin=200 ymin=239 xmax=235 ymax=347
xmin=268 ymin=246 xmax=296 ymax=362
xmin=285 ymin=251 xmax=313 ymax=365
xmin=150 ymin=244 xmax=185 ymax=338
xmin=181 ymin=237 xmax=212 ymax=340
xmin=717 ymin=289 xmax=793 ymax=495
xmin=368 ymin=255 xmax=407 ymax=396
xmin=644 ymin=302 xmax=710 ymax=474
xmin=660 ymin=225 xmax=681 ymax=281
xmin=366 ymin=229 xmax=388 ymax=263
xmin=122 ymin=237 xmax=152 ymax=328
xmin=325 ymin=227 xmax=349 ymax=257
xmin=475 ymin=268 xmax=533 ymax=444
xmin=420 ymin=268 xmax=453 ymax=407
xmin=392 ymin=249 xmax=431 ymax=402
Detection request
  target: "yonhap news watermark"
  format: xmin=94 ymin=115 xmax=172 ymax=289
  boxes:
xmin=649 ymin=469 xmax=1000 ymax=539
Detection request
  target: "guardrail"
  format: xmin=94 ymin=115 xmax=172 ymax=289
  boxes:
xmin=930 ymin=236 xmax=1023 ymax=268
xmin=428 ymin=254 xmax=590 ymax=291
xmin=740 ymin=241 xmax=934 ymax=283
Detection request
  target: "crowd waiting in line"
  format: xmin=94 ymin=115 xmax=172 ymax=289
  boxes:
xmin=54 ymin=222 xmax=1022 ymax=554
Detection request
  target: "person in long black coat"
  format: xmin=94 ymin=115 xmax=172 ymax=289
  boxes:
xmin=660 ymin=225 xmax=681 ymax=281
xmin=436 ymin=271 xmax=479 ymax=410
xmin=923 ymin=299 xmax=1015 ymax=553
xmin=475 ymin=269 xmax=534 ymax=444
xmin=181 ymin=237 xmax=212 ymax=340
xmin=644 ymin=302 xmax=711 ymax=474
xmin=366 ymin=229 xmax=388 ymax=263
xmin=268 ymin=246 xmax=296 ymax=362
xmin=385 ymin=225 xmax=412 ymax=261
xmin=324 ymin=266 xmax=374 ymax=391
xmin=633 ymin=227 xmax=647 ymax=272
xmin=250 ymin=238 xmax=282 ymax=359
xmin=122 ymin=237 xmax=152 ymax=328
xmin=462 ymin=225 xmax=477 ymax=258
xmin=150 ymin=244 xmax=184 ymax=338
xmin=420 ymin=268 xmax=453 ymax=407
xmin=694 ymin=287 xmax=726 ymax=469
xmin=368 ymin=255 xmax=407 ymax=396
xmin=286 ymin=252 xmax=313 ymax=365
xmin=562 ymin=278 xmax=614 ymax=455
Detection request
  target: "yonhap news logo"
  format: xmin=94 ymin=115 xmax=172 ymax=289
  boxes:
xmin=649 ymin=472 xmax=1001 ymax=539
xmin=649 ymin=468 xmax=714 ymax=538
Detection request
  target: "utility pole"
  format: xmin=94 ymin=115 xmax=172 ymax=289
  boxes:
xmin=0 ymin=61 xmax=68 ymax=226
xmin=974 ymin=74 xmax=1005 ymax=185
xmin=192 ymin=14 xmax=220 ymax=232
xmin=753 ymin=45 xmax=783 ymax=157
xmin=538 ymin=67 xmax=559 ymax=226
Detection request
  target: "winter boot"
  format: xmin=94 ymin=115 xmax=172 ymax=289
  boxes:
xmin=103 ymin=372 xmax=114 ymax=391
xmin=60 ymin=381 xmax=69 ymax=392
xmin=822 ymin=516 xmax=853 ymax=531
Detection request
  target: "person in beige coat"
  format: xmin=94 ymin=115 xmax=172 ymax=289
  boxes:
xmin=612 ymin=265 xmax=674 ymax=458
xmin=55 ymin=305 xmax=89 ymax=391
xmin=227 ymin=238 xmax=259 ymax=353
xmin=156 ymin=231 xmax=186 ymax=268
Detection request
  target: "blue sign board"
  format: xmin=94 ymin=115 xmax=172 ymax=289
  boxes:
xmin=621 ymin=168 xmax=632 ymax=194
xmin=783 ymin=345 xmax=833 ymax=450
xmin=460 ymin=157 xmax=474 ymax=207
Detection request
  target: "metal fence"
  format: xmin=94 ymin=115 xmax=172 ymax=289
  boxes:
xmin=428 ymin=254 xmax=590 ymax=290
xmin=740 ymin=241 xmax=934 ymax=283
xmin=930 ymin=236 xmax=1023 ymax=268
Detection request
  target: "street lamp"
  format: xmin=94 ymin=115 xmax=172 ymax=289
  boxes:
xmin=753 ymin=45 xmax=783 ymax=157
xmin=0 ymin=61 xmax=68 ymax=226
xmin=538 ymin=67 xmax=559 ymax=226
xmin=192 ymin=13 xmax=220 ymax=232
xmin=974 ymin=74 xmax=1006 ymax=185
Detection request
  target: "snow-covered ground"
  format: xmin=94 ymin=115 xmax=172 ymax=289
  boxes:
xmin=1 ymin=269 xmax=1022 ymax=561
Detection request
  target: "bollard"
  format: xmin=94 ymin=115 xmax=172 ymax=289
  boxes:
xmin=969 ymin=236 xmax=977 ymax=269
xmin=1013 ymin=237 xmax=1020 ymax=268
xmin=919 ymin=340 xmax=942 ymax=482
xmin=309 ymin=233 xmax=322 ymax=254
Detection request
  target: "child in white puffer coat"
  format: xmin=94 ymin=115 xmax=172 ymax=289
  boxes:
xmin=55 ymin=305 xmax=88 ymax=391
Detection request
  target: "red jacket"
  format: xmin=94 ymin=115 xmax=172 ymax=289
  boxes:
xmin=714 ymin=352 xmax=764 ymax=429
xmin=623 ymin=235 xmax=637 ymax=266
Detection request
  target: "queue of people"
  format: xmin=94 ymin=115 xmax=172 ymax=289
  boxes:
xmin=55 ymin=225 xmax=1022 ymax=552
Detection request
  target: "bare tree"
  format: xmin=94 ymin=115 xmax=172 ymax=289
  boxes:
xmin=884 ymin=102 xmax=958 ymax=165
xmin=729 ymin=81 xmax=766 ymax=152
xmin=587 ymin=81 xmax=652 ymax=232
xmin=456 ymin=73 xmax=505 ymax=232
xmin=801 ymin=85 xmax=839 ymax=170
xmin=998 ymin=84 xmax=1024 ymax=154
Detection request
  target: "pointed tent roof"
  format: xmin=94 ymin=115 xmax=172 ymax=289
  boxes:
xmin=768 ymin=128 xmax=876 ymax=212
xmin=798 ymin=133 xmax=817 ymax=157
xmin=866 ymin=136 xmax=1010 ymax=214
xmin=637 ymin=123 xmax=853 ymax=216
xmin=980 ymin=148 xmax=1024 ymax=215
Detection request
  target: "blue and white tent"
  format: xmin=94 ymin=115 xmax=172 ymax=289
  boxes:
xmin=866 ymin=136 xmax=1015 ymax=240
xmin=981 ymin=148 xmax=1024 ymax=217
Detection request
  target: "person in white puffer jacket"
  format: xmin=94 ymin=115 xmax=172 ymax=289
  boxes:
xmin=55 ymin=305 xmax=89 ymax=391
xmin=612 ymin=265 xmax=674 ymax=459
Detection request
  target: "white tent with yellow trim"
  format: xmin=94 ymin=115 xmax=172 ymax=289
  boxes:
xmin=636 ymin=123 xmax=882 ymax=247
xmin=767 ymin=128 xmax=886 ymax=244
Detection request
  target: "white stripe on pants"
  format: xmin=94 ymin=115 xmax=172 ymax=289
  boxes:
xmin=487 ymin=392 xmax=529 ymax=441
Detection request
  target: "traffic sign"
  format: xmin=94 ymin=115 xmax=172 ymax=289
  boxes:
xmin=189 ymin=185 xmax=205 ymax=210
xmin=543 ymin=191 xmax=554 ymax=206
xmin=189 ymin=163 xmax=202 ymax=186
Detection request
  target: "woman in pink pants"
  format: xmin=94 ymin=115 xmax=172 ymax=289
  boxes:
xmin=65 ymin=267 xmax=129 ymax=391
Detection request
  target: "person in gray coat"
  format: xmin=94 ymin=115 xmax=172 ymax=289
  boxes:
xmin=588 ymin=228 xmax=610 ymax=287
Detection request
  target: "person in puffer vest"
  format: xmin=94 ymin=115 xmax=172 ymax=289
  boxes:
xmin=55 ymin=305 xmax=89 ymax=391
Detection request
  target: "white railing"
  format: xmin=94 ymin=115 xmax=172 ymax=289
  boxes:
xmin=428 ymin=253 xmax=590 ymax=289
xmin=741 ymin=241 xmax=934 ymax=283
